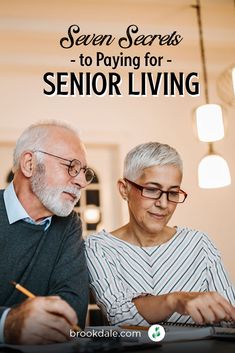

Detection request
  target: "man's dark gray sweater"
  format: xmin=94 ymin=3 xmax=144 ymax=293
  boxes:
xmin=0 ymin=190 xmax=88 ymax=328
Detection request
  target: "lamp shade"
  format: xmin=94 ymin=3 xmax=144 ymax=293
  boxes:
xmin=195 ymin=104 xmax=224 ymax=142
xmin=198 ymin=154 xmax=231 ymax=189
xmin=83 ymin=205 xmax=100 ymax=224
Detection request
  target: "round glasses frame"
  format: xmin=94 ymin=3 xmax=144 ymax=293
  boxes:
xmin=34 ymin=150 xmax=95 ymax=184
xmin=124 ymin=178 xmax=187 ymax=203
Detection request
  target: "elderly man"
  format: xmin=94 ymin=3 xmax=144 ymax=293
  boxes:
xmin=0 ymin=121 xmax=94 ymax=344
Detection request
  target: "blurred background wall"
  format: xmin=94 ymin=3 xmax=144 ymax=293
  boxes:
xmin=0 ymin=0 xmax=235 ymax=281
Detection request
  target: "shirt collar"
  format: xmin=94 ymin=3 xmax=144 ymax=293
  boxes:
xmin=3 ymin=182 xmax=52 ymax=230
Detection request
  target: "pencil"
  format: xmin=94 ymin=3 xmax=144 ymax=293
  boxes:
xmin=10 ymin=280 xmax=81 ymax=332
xmin=11 ymin=281 xmax=36 ymax=299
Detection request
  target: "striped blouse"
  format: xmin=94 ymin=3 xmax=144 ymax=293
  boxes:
xmin=85 ymin=227 xmax=235 ymax=326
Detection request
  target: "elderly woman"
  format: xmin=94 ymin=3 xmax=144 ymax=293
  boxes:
xmin=85 ymin=142 xmax=235 ymax=326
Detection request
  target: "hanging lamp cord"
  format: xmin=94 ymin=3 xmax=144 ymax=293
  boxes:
xmin=192 ymin=0 xmax=209 ymax=104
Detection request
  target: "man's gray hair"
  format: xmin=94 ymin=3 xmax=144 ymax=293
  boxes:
xmin=123 ymin=142 xmax=183 ymax=181
xmin=13 ymin=120 xmax=78 ymax=171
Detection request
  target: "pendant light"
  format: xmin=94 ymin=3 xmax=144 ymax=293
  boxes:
xmin=193 ymin=0 xmax=231 ymax=188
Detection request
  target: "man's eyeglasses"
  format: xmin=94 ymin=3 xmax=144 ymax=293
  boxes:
xmin=124 ymin=178 xmax=187 ymax=204
xmin=34 ymin=150 xmax=95 ymax=184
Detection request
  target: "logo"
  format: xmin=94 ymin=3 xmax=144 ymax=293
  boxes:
xmin=148 ymin=324 xmax=165 ymax=342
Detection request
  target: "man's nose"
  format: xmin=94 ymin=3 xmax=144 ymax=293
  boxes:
xmin=71 ymin=170 xmax=88 ymax=188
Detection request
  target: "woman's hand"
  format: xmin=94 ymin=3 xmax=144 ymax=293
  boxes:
xmin=133 ymin=291 xmax=235 ymax=325
xmin=168 ymin=291 xmax=235 ymax=325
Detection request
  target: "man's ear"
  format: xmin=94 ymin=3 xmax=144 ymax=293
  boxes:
xmin=117 ymin=178 xmax=129 ymax=201
xmin=19 ymin=151 xmax=34 ymax=178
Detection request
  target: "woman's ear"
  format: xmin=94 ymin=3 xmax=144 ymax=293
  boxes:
xmin=19 ymin=151 xmax=34 ymax=178
xmin=117 ymin=178 xmax=129 ymax=201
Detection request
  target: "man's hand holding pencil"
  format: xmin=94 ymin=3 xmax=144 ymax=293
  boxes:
xmin=4 ymin=282 xmax=80 ymax=345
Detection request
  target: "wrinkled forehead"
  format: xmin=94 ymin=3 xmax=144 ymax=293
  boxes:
xmin=43 ymin=126 xmax=87 ymax=163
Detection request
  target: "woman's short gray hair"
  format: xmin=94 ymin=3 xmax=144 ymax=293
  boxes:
xmin=13 ymin=120 xmax=78 ymax=171
xmin=123 ymin=142 xmax=183 ymax=181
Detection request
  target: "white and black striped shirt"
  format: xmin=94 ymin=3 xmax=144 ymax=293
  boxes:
xmin=85 ymin=227 xmax=235 ymax=326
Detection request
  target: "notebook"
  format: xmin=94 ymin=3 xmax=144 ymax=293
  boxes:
xmin=121 ymin=321 xmax=235 ymax=342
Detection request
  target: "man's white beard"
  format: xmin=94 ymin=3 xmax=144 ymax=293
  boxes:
xmin=31 ymin=163 xmax=81 ymax=217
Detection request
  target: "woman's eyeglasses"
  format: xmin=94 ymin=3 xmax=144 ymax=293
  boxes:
xmin=124 ymin=178 xmax=187 ymax=203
